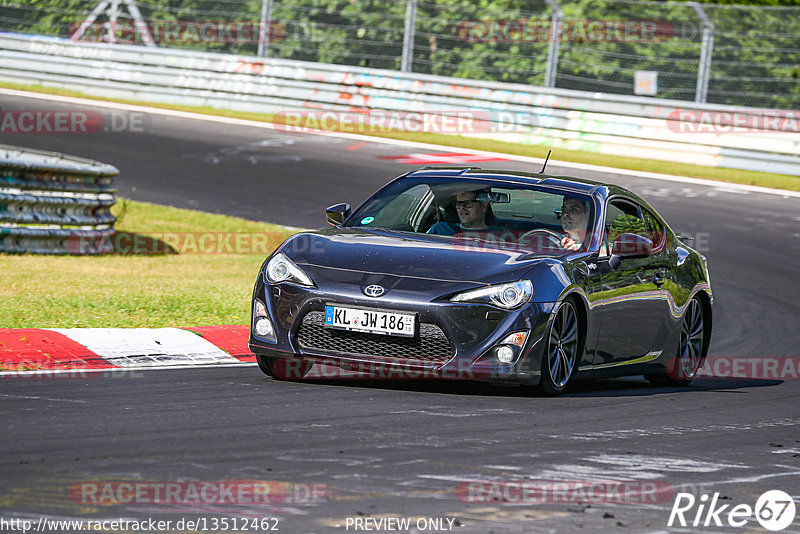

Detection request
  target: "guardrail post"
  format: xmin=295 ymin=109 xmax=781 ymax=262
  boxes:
xmin=544 ymin=0 xmax=563 ymax=88
xmin=690 ymin=2 xmax=714 ymax=104
xmin=401 ymin=0 xmax=417 ymax=72
xmin=257 ymin=0 xmax=274 ymax=57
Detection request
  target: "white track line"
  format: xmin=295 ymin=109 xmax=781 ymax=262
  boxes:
xmin=2 ymin=88 xmax=798 ymax=199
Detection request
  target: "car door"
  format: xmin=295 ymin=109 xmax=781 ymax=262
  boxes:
xmin=586 ymin=198 xmax=670 ymax=366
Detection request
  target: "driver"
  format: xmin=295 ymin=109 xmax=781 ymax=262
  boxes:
xmin=427 ymin=190 xmax=506 ymax=235
xmin=559 ymin=197 xmax=590 ymax=251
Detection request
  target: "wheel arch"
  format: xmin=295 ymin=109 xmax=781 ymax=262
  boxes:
xmin=566 ymin=291 xmax=588 ymax=340
xmin=560 ymin=289 xmax=590 ymax=372
xmin=535 ymin=290 xmax=587 ymax=395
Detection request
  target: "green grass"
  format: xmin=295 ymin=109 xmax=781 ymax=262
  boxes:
xmin=2 ymin=81 xmax=798 ymax=192
xmin=0 ymin=199 xmax=296 ymax=328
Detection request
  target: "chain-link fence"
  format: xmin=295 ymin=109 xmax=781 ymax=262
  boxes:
xmin=1 ymin=0 xmax=798 ymax=109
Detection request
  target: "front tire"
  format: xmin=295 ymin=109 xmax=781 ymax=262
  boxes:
xmin=256 ymin=354 xmax=312 ymax=380
xmin=538 ymin=300 xmax=580 ymax=396
xmin=648 ymin=297 xmax=705 ymax=386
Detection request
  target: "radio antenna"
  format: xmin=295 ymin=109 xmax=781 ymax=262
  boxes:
xmin=539 ymin=150 xmax=551 ymax=174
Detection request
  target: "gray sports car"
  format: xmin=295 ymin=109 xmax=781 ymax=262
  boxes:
xmin=249 ymin=167 xmax=712 ymax=394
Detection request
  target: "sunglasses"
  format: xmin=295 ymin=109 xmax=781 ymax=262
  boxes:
xmin=455 ymin=200 xmax=478 ymax=208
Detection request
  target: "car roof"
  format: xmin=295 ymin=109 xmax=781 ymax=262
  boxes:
xmin=403 ymin=166 xmax=647 ymax=205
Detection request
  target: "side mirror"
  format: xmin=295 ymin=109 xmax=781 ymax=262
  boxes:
xmin=609 ymin=233 xmax=653 ymax=270
xmin=326 ymin=203 xmax=351 ymax=226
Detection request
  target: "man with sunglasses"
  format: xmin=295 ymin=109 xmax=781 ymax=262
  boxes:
xmin=427 ymin=190 xmax=506 ymax=235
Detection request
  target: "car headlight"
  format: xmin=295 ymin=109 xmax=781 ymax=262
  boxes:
xmin=451 ymin=280 xmax=533 ymax=309
xmin=265 ymin=252 xmax=314 ymax=287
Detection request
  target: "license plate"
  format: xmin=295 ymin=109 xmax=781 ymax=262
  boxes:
xmin=324 ymin=305 xmax=416 ymax=337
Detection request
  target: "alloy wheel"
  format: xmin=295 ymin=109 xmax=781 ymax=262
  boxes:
xmin=678 ymin=298 xmax=704 ymax=380
xmin=547 ymin=301 xmax=579 ymax=389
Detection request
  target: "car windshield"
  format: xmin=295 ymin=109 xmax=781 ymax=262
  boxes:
xmin=347 ymin=177 xmax=596 ymax=253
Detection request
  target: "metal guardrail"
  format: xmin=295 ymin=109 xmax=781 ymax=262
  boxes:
xmin=0 ymin=143 xmax=118 ymax=254
xmin=0 ymin=32 xmax=798 ymax=176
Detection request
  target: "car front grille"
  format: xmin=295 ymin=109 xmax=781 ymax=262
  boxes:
xmin=295 ymin=311 xmax=454 ymax=366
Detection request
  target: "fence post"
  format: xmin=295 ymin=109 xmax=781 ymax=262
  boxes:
xmin=401 ymin=0 xmax=417 ymax=72
xmin=257 ymin=0 xmax=274 ymax=57
xmin=690 ymin=2 xmax=714 ymax=104
xmin=70 ymin=0 xmax=155 ymax=46
xmin=544 ymin=0 xmax=563 ymax=88
xmin=122 ymin=0 xmax=154 ymax=46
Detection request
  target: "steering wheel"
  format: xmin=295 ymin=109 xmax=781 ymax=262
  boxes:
xmin=519 ymin=228 xmax=565 ymax=247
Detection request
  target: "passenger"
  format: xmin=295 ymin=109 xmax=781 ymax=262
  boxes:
xmin=559 ymin=197 xmax=590 ymax=251
xmin=427 ymin=190 xmax=506 ymax=235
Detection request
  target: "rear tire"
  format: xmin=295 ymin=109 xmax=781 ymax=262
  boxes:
xmin=256 ymin=354 xmax=312 ymax=380
xmin=647 ymin=296 xmax=705 ymax=387
xmin=537 ymin=300 xmax=580 ymax=396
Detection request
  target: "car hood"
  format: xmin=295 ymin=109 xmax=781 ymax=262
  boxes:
xmin=279 ymin=227 xmax=563 ymax=286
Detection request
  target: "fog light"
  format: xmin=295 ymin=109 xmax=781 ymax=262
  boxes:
xmin=255 ymin=317 xmax=274 ymax=337
xmin=496 ymin=345 xmax=515 ymax=364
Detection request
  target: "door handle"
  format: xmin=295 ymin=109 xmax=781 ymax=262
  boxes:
xmin=652 ymin=273 xmax=665 ymax=288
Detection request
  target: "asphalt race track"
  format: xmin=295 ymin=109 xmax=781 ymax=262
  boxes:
xmin=2 ymin=91 xmax=799 ymax=534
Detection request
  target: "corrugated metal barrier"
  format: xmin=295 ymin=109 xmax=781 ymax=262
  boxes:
xmin=0 ymin=32 xmax=798 ymax=176
xmin=0 ymin=143 xmax=118 ymax=254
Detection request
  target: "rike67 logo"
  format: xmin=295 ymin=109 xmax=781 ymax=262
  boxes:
xmin=669 ymin=489 xmax=796 ymax=531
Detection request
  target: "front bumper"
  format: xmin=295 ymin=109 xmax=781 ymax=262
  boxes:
xmin=248 ymin=273 xmax=555 ymax=385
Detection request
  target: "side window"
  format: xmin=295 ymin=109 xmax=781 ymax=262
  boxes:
xmin=641 ymin=208 xmax=665 ymax=248
xmin=602 ymin=199 xmax=648 ymax=255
